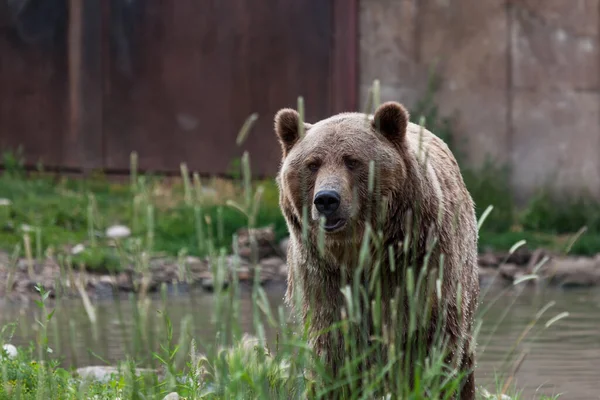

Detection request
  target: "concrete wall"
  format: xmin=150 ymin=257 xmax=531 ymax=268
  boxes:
xmin=359 ymin=0 xmax=600 ymax=200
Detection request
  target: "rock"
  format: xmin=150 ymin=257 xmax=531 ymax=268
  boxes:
xmin=202 ymin=277 xmax=229 ymax=292
xmin=479 ymin=387 xmax=512 ymax=400
xmin=279 ymin=237 xmax=290 ymax=259
xmin=526 ymin=248 xmax=549 ymax=273
xmin=236 ymin=226 xmax=277 ymax=260
xmin=278 ymin=263 xmax=288 ymax=278
xmin=478 ymin=252 xmax=499 ymax=267
xmin=418 ymin=0 xmax=510 ymax=165
xmin=260 ymin=256 xmax=286 ymax=271
xmin=76 ymin=366 xmax=156 ymax=383
xmin=237 ymin=266 xmax=252 ymax=282
xmin=93 ymin=275 xmax=116 ymax=299
xmin=541 ymin=256 xmax=600 ymax=288
xmin=478 ymin=267 xmax=499 ymax=288
xmin=163 ymin=393 xmax=180 ymax=400
xmin=498 ymin=263 xmax=520 ymax=283
xmin=105 ymin=225 xmax=131 ymax=239
xmin=17 ymin=259 xmax=34 ymax=271
xmin=257 ymin=256 xmax=286 ymax=284
xmin=99 ymin=275 xmax=115 ymax=286
xmin=71 ymin=244 xmax=86 ymax=255
xmin=150 ymin=262 xmax=180 ymax=285
xmin=76 ymin=366 xmax=119 ymax=383
xmin=186 ymin=256 xmax=204 ymax=270
xmin=116 ymin=272 xmax=133 ymax=291
xmin=512 ymin=2 xmax=599 ymax=91
xmin=505 ymin=248 xmax=532 ymax=266
xmin=14 ymin=278 xmax=37 ymax=293
xmin=511 ymin=90 xmax=600 ymax=198
xmin=2 ymin=344 xmax=17 ymax=359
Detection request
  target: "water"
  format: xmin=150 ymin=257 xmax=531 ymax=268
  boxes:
xmin=1 ymin=283 xmax=599 ymax=399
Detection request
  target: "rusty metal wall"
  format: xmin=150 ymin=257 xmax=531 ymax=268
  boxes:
xmin=0 ymin=0 xmax=357 ymax=177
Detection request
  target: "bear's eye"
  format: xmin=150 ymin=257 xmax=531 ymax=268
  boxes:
xmin=307 ymin=162 xmax=320 ymax=172
xmin=344 ymin=158 xmax=360 ymax=170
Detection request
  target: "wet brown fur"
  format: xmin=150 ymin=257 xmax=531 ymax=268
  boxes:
xmin=274 ymin=102 xmax=479 ymax=399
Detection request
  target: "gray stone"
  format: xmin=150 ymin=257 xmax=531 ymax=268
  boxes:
xmin=201 ymin=277 xmax=229 ymax=292
xmin=260 ymin=256 xmax=285 ymax=271
xmin=478 ymin=252 xmax=499 ymax=268
xmin=279 ymin=237 xmax=290 ymax=259
xmin=498 ymin=263 xmax=520 ymax=283
xmin=512 ymin=0 xmax=599 ymax=90
xmin=236 ymin=226 xmax=277 ymax=261
xmin=99 ymin=275 xmax=115 ymax=286
xmin=116 ymin=272 xmax=133 ymax=291
xmin=76 ymin=366 xmax=156 ymax=383
xmin=480 ymin=387 xmax=512 ymax=400
xmin=511 ymin=91 xmax=600 ymax=199
xmin=278 ymin=263 xmax=288 ymax=278
xmin=541 ymin=256 xmax=600 ymax=288
xmin=359 ymin=0 xmax=427 ymax=109
xmin=418 ymin=0 xmax=510 ymax=166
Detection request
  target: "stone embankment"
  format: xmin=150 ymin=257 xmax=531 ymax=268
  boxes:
xmin=1 ymin=227 xmax=599 ymax=302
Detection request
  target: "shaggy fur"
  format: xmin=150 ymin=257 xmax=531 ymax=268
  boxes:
xmin=274 ymin=102 xmax=479 ymax=399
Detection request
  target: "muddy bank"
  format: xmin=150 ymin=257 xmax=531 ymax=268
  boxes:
xmin=1 ymin=227 xmax=599 ymax=302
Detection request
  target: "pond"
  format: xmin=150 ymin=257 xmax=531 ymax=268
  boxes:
xmin=1 ymin=283 xmax=599 ymax=399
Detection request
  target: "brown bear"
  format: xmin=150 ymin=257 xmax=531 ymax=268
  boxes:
xmin=274 ymin=101 xmax=479 ymax=399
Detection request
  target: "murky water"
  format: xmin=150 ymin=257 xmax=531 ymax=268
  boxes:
xmin=1 ymin=283 xmax=599 ymax=399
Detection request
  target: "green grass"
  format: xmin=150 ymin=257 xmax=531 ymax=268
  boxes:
xmin=1 ymin=168 xmax=599 ymax=270
xmin=0 ymin=171 xmax=288 ymax=272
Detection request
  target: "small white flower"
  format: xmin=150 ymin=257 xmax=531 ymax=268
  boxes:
xmin=0 ymin=198 xmax=11 ymax=206
xmin=106 ymin=225 xmax=131 ymax=239
xmin=71 ymin=244 xmax=86 ymax=255
xmin=2 ymin=344 xmax=17 ymax=359
xmin=20 ymin=224 xmax=33 ymax=233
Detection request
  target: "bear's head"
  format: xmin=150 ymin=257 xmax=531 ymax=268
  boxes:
xmin=274 ymin=102 xmax=411 ymax=247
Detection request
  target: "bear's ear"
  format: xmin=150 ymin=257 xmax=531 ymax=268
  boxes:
xmin=274 ymin=108 xmax=311 ymax=157
xmin=372 ymin=101 xmax=409 ymax=146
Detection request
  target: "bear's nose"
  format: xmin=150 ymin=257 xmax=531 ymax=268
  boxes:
xmin=314 ymin=190 xmax=341 ymax=216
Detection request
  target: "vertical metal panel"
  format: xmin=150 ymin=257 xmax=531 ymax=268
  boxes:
xmin=0 ymin=0 xmax=359 ymax=176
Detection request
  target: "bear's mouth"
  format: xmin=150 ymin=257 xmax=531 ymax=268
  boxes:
xmin=323 ymin=217 xmax=346 ymax=233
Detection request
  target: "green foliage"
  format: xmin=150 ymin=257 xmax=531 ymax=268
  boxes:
xmin=522 ymin=188 xmax=600 ymax=234
xmin=0 ymin=347 xmax=72 ymax=400
xmin=71 ymin=247 xmax=122 ymax=273
xmin=0 ymin=173 xmax=287 ymax=259
xmin=462 ymin=161 xmax=516 ymax=233
xmin=226 ymin=156 xmax=243 ymax=181
xmin=1 ymin=146 xmax=26 ymax=178
xmin=410 ymin=72 xmax=458 ymax=154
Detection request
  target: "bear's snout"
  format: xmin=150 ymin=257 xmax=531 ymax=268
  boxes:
xmin=314 ymin=190 xmax=340 ymax=216
xmin=313 ymin=190 xmax=347 ymax=232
